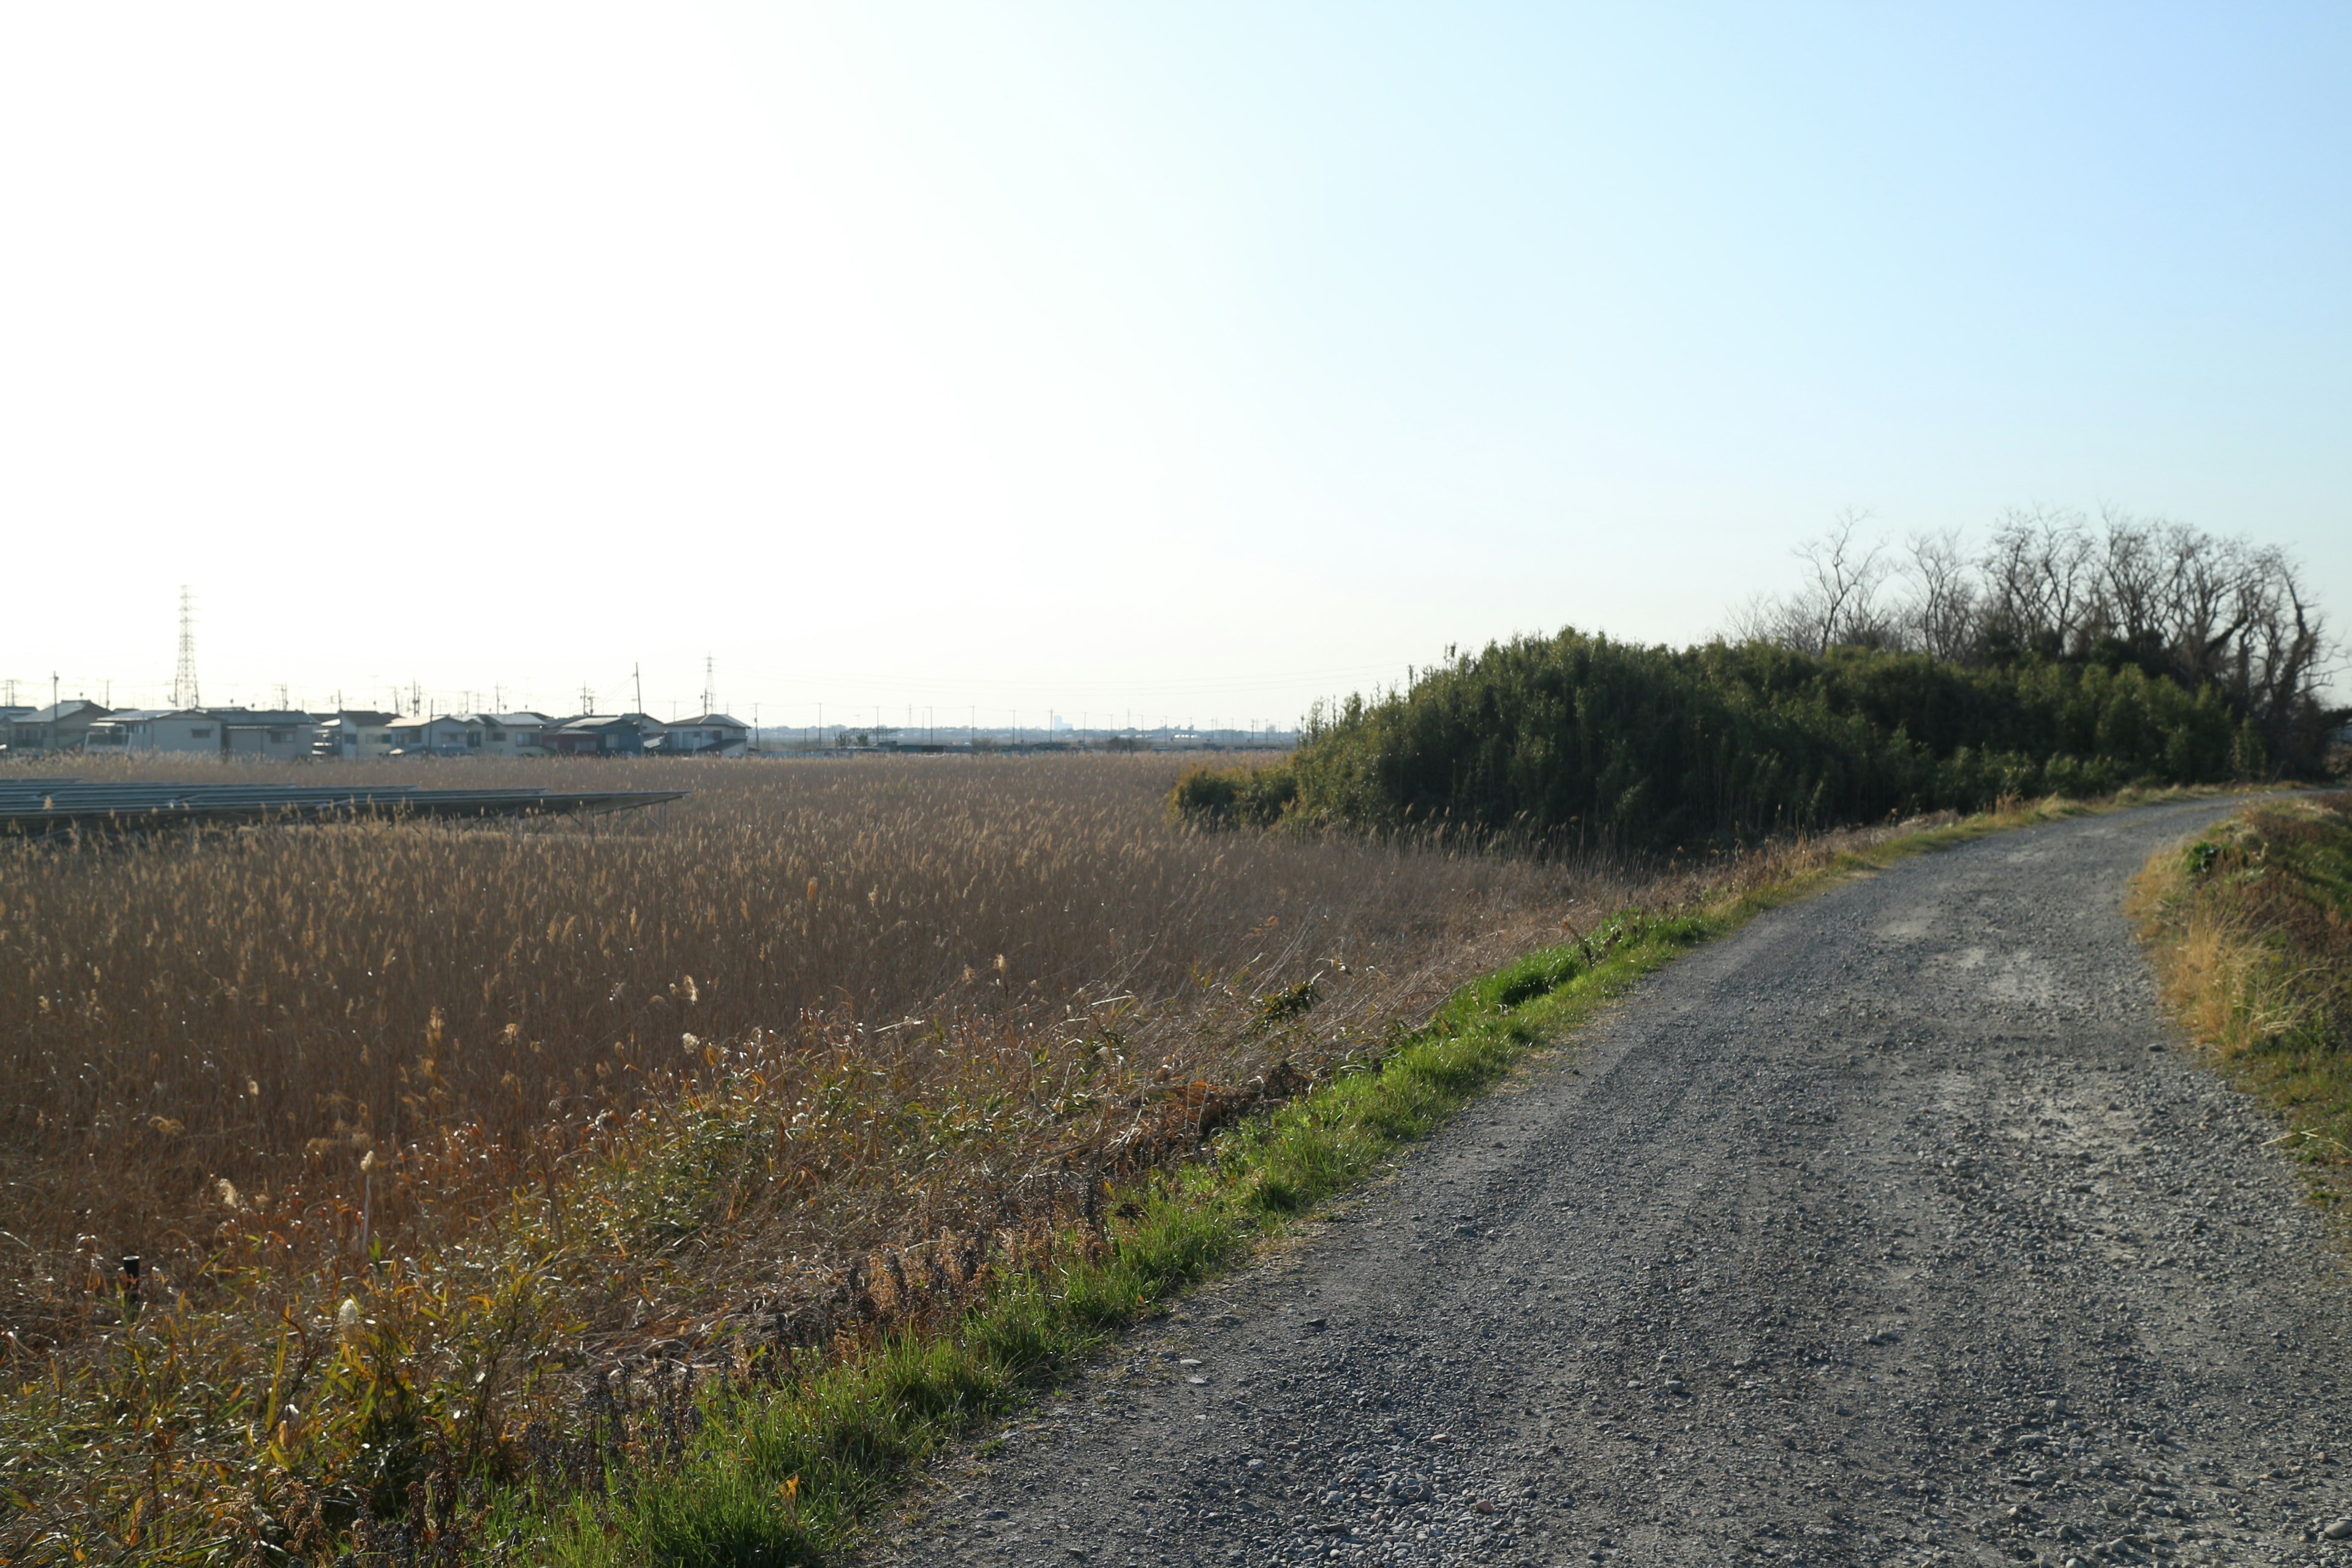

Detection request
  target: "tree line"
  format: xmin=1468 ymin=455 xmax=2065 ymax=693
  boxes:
xmin=1732 ymin=508 xmax=2334 ymax=774
xmin=1172 ymin=511 xmax=2342 ymax=853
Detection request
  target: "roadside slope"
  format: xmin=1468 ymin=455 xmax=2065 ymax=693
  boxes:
xmin=878 ymin=798 xmax=2352 ymax=1567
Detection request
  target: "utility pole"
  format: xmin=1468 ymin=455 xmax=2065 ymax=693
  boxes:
xmin=703 ymin=655 xmax=714 ymax=717
xmin=633 ymin=663 xmax=644 ymax=717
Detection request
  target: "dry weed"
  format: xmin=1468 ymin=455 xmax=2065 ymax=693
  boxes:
xmin=0 ymin=751 xmax=1966 ymax=1560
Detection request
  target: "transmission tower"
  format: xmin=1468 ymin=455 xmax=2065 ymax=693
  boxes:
xmin=172 ymin=586 xmax=200 ymax=709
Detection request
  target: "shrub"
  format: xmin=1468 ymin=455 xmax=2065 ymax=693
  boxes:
xmin=1174 ymin=630 xmax=2272 ymax=851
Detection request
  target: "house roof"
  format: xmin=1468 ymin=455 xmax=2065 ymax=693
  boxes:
xmin=88 ymin=709 xmax=198 ymax=724
xmin=672 ymin=713 xmax=748 ymax=729
xmin=23 ymin=700 xmax=110 ymax=724
xmin=214 ymin=710 xmax=317 ymax=726
xmin=554 ymin=714 xmax=666 ymax=733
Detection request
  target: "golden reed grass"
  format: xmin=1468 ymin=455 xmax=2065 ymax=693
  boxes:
xmin=0 ymin=753 xmax=1645 ymax=1338
xmin=0 ymin=752 xmax=1953 ymax=1561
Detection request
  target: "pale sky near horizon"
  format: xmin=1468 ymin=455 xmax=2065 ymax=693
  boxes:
xmin=2 ymin=4 xmax=2346 ymax=728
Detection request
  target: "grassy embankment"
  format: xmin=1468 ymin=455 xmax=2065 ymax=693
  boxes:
xmin=2132 ymin=791 xmax=2352 ymax=1201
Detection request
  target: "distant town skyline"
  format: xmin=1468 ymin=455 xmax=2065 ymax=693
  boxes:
xmin=4 ymin=6 xmax=2346 ymax=715
xmin=0 ymin=665 xmax=1307 ymax=744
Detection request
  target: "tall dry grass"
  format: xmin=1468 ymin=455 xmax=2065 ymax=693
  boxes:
xmin=2132 ymin=793 xmax=2352 ymax=1065
xmin=1 ymin=753 xmax=1638 ymax=1335
xmin=0 ymin=752 xmax=1986 ymax=1561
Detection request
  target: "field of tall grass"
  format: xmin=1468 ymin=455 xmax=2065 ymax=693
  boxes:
xmin=6 ymin=751 xmax=1735 ymax=1562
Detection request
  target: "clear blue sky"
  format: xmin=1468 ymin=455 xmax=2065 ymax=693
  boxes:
xmin=2 ymin=4 xmax=2345 ymax=723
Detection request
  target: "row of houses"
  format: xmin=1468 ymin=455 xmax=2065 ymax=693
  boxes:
xmin=0 ymin=701 xmax=752 ymax=760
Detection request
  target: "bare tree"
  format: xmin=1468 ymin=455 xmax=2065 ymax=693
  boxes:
xmin=1739 ymin=510 xmax=1893 ymax=655
xmin=1979 ymin=507 xmax=2094 ymax=654
xmin=2090 ymin=505 xmax=2165 ymax=647
xmin=1722 ymin=504 xmax=2341 ymax=774
xmin=1901 ymin=527 xmax=1977 ymax=661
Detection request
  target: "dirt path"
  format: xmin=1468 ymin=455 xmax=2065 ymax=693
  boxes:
xmin=877 ymin=800 xmax=2352 ymax=1567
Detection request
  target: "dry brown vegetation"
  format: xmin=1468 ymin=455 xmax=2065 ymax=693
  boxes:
xmin=2 ymin=751 xmax=1684 ymax=1559
xmin=1 ymin=752 xmax=1969 ymax=1561
xmin=2131 ymin=793 xmax=2352 ymax=1195
xmin=0 ymin=752 xmax=1635 ymax=1306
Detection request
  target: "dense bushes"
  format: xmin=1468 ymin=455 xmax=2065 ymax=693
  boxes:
xmin=1172 ymin=630 xmax=2282 ymax=850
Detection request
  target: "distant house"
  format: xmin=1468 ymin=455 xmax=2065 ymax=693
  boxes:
xmin=484 ymin=712 xmax=554 ymax=755
xmin=315 ymin=711 xmax=402 ymax=759
xmin=660 ymin=712 xmax=750 ymax=758
xmin=543 ymin=714 xmax=661 ymax=756
xmin=7 ymin=699 xmax=111 ymax=752
xmin=382 ymin=712 xmax=557 ymax=756
xmin=217 ymin=709 xmax=320 ymax=761
xmin=385 ymin=714 xmax=480 ymax=755
xmin=84 ymin=709 xmax=222 ymax=755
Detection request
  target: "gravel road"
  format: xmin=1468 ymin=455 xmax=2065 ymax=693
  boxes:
xmin=877 ymin=800 xmax=2352 ymax=1567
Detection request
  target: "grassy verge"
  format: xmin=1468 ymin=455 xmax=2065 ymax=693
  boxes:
xmin=2131 ymin=791 xmax=2352 ymax=1202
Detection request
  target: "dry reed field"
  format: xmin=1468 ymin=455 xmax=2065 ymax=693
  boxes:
xmin=4 ymin=750 xmax=1721 ymax=1560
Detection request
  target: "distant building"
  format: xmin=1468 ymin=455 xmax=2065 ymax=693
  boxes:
xmin=660 ymin=712 xmax=750 ymax=758
xmin=315 ymin=711 xmax=402 ymax=759
xmin=385 ymin=714 xmax=477 ymax=755
xmin=543 ymin=714 xmax=662 ymax=756
xmin=6 ymin=699 xmax=111 ymax=752
xmin=484 ymin=712 xmax=553 ymax=755
xmin=383 ymin=712 xmax=558 ymax=756
xmin=217 ymin=709 xmax=320 ymax=761
xmin=83 ymin=709 xmax=221 ymax=755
